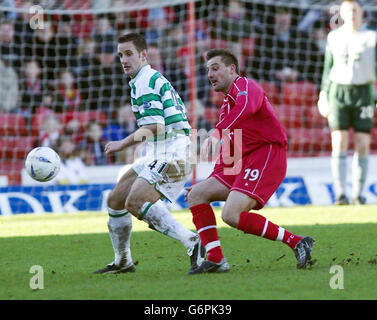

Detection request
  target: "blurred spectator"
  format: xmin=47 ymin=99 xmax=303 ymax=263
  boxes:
xmin=169 ymin=46 xmax=211 ymax=107
xmin=312 ymin=18 xmax=329 ymax=55
xmin=208 ymin=0 xmax=253 ymax=73
xmin=0 ymin=56 xmax=19 ymax=112
xmin=113 ymin=1 xmax=137 ymax=32
xmin=74 ymin=37 xmax=97 ymax=78
xmin=310 ymin=18 xmax=329 ymax=86
xmin=0 ymin=19 xmax=21 ymax=69
xmin=159 ymin=24 xmax=186 ymax=75
xmin=92 ymin=13 xmax=116 ymax=54
xmin=64 ymin=118 xmax=84 ymax=144
xmin=13 ymin=2 xmax=34 ymax=53
xmin=211 ymin=0 xmax=253 ymax=42
xmin=194 ymin=99 xmax=214 ymax=132
xmin=194 ymin=18 xmax=210 ymax=56
xmin=1 ymin=0 xmax=18 ymax=20
xmin=55 ymin=14 xmax=79 ymax=70
xmin=145 ymin=7 xmax=169 ymax=45
xmin=38 ymin=114 xmax=63 ymax=150
xmin=78 ymin=121 xmax=111 ymax=165
xmin=53 ymin=69 xmax=82 ymax=113
xmin=103 ymin=104 xmax=137 ymax=141
xmin=56 ymin=135 xmax=88 ymax=185
xmin=148 ymin=44 xmax=164 ymax=73
xmin=19 ymin=60 xmax=45 ymax=120
xmin=80 ymin=43 xmax=126 ymax=113
xmin=297 ymin=9 xmax=322 ymax=32
xmin=31 ymin=20 xmax=57 ymax=82
xmin=102 ymin=104 xmax=138 ymax=164
xmin=130 ymin=7 xmax=175 ymax=31
xmin=251 ymin=6 xmax=319 ymax=84
xmin=35 ymin=92 xmax=55 ymax=115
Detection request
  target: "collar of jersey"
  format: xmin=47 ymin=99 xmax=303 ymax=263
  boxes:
xmin=129 ymin=64 xmax=151 ymax=85
xmin=226 ymin=76 xmax=242 ymax=99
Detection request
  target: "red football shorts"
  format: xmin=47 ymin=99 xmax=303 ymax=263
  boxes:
xmin=209 ymin=143 xmax=287 ymax=210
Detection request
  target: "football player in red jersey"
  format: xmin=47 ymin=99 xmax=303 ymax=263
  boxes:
xmin=186 ymin=49 xmax=315 ymax=274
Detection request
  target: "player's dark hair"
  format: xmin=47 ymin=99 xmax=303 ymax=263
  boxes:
xmin=118 ymin=33 xmax=147 ymax=53
xmin=206 ymin=49 xmax=239 ymax=74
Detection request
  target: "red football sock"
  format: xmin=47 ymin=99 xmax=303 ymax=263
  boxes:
xmin=190 ymin=203 xmax=224 ymax=263
xmin=237 ymin=211 xmax=302 ymax=249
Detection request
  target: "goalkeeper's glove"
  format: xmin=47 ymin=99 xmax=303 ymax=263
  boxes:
xmin=317 ymin=90 xmax=330 ymax=118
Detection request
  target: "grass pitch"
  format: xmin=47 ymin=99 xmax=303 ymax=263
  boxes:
xmin=1 ymin=205 xmax=377 ymax=300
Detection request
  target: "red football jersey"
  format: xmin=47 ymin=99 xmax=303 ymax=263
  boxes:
xmin=213 ymin=76 xmax=287 ymax=161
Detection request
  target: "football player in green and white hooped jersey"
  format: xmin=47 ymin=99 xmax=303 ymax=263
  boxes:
xmin=317 ymin=0 xmax=376 ymax=205
xmin=93 ymin=33 xmax=205 ymax=275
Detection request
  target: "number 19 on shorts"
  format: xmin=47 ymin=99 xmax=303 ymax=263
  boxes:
xmin=243 ymin=168 xmax=259 ymax=181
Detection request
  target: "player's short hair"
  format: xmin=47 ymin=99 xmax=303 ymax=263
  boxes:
xmin=206 ymin=49 xmax=239 ymax=74
xmin=118 ymin=33 xmax=147 ymax=53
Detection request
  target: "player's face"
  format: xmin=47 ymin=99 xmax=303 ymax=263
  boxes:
xmin=118 ymin=41 xmax=147 ymax=78
xmin=340 ymin=1 xmax=363 ymax=28
xmin=207 ymin=56 xmax=236 ymax=94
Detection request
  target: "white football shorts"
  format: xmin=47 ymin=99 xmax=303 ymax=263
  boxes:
xmin=132 ymin=134 xmax=193 ymax=202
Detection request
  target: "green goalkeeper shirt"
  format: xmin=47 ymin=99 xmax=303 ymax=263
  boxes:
xmin=321 ymin=24 xmax=377 ymax=93
xmin=129 ymin=64 xmax=191 ymax=139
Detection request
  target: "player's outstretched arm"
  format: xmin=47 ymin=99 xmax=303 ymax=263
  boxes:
xmin=104 ymin=123 xmax=164 ymax=155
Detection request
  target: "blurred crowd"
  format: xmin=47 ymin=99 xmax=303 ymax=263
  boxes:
xmin=0 ymin=0 xmax=376 ymax=183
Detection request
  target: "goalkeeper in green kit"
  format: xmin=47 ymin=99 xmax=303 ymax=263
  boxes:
xmin=317 ymin=0 xmax=376 ymax=205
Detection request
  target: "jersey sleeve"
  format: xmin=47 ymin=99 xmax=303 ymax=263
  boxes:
xmin=216 ymin=78 xmax=264 ymax=130
xmin=320 ymin=38 xmax=334 ymax=94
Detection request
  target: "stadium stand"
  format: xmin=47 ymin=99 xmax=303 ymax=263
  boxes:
xmin=0 ymin=0 xmax=376 ymax=187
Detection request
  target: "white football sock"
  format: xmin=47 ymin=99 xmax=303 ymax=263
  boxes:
xmin=107 ymin=207 xmax=133 ymax=267
xmin=331 ymin=151 xmax=347 ymax=197
xmin=140 ymin=200 xmax=198 ymax=252
xmin=352 ymin=153 xmax=368 ymax=199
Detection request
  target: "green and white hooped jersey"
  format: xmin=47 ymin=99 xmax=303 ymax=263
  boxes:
xmin=129 ymin=64 xmax=191 ymax=140
xmin=321 ymin=24 xmax=376 ymax=92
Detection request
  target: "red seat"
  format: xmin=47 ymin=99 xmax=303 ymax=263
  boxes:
xmin=282 ymin=81 xmax=318 ymax=107
xmin=31 ymin=113 xmax=64 ymax=137
xmin=31 ymin=113 xmax=43 ymax=137
xmin=286 ymin=127 xmax=331 ymax=157
xmin=0 ymin=160 xmax=25 ymax=185
xmin=0 ymin=136 xmax=35 ymax=160
xmin=0 ymin=113 xmax=28 ymax=136
xmin=31 ymin=111 xmax=107 ymax=136
xmin=305 ymin=106 xmax=328 ymax=128
xmin=258 ymin=81 xmax=280 ymax=105
xmin=275 ymin=104 xmax=305 ymax=129
xmin=73 ymin=111 xmax=107 ymax=127
xmin=62 ymin=0 xmax=90 ymax=9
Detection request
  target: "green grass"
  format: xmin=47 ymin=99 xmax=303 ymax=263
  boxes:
xmin=1 ymin=205 xmax=377 ymax=300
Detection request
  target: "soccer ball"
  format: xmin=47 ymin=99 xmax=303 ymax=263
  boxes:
xmin=25 ymin=147 xmax=61 ymax=182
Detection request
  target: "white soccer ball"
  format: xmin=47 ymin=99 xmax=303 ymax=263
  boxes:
xmin=25 ymin=147 xmax=61 ymax=182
